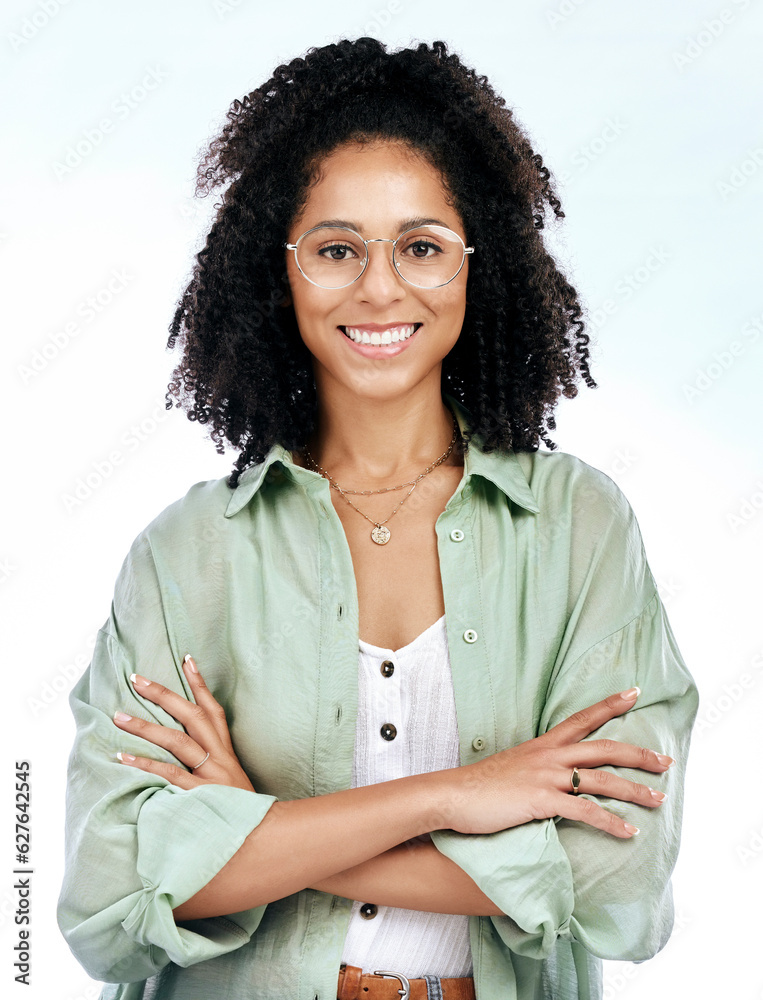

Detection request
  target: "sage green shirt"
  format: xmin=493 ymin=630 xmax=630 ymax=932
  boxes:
xmin=57 ymin=394 xmax=699 ymax=999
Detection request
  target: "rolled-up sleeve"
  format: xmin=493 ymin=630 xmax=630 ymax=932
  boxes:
xmin=57 ymin=530 xmax=278 ymax=983
xmin=431 ymin=465 xmax=699 ymax=962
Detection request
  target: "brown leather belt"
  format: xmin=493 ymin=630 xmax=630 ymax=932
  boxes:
xmin=337 ymin=963 xmax=476 ymax=1000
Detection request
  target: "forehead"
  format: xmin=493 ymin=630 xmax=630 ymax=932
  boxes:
xmin=317 ymin=138 xmax=431 ymax=169
xmin=295 ymin=141 xmax=460 ymax=233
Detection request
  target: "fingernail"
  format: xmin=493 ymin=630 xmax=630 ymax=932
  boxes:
xmin=130 ymin=673 xmax=151 ymax=688
xmin=113 ymin=711 xmax=132 ymax=722
xmin=620 ymin=686 xmax=641 ymax=700
xmin=656 ymin=754 xmax=674 ymax=767
xmin=649 ymin=788 xmax=667 ymax=802
xmin=116 ymin=752 xmax=136 ymax=762
xmin=624 ymin=823 xmax=640 ymax=835
xmin=183 ymin=654 xmax=198 ymax=674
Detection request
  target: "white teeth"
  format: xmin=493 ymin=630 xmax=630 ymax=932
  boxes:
xmin=344 ymin=324 xmax=418 ymax=345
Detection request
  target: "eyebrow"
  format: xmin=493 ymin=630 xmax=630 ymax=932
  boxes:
xmin=311 ymin=216 xmax=450 ymax=233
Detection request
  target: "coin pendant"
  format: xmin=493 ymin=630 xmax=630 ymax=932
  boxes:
xmin=371 ymin=525 xmax=391 ymax=545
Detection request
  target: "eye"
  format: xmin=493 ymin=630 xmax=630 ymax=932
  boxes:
xmin=317 ymin=242 xmax=360 ymax=261
xmin=405 ymin=239 xmax=442 ymax=259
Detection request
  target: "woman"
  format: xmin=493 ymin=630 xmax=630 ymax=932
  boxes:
xmin=57 ymin=37 xmax=699 ymax=1000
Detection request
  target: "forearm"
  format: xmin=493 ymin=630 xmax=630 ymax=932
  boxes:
xmin=310 ymin=837 xmax=503 ymax=917
xmin=172 ymin=769 xmax=450 ymax=921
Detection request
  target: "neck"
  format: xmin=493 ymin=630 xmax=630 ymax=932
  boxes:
xmin=298 ymin=386 xmax=461 ymax=485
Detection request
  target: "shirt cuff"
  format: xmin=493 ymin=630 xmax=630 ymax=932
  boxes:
xmin=430 ymin=818 xmax=574 ymax=959
xmin=121 ymin=783 xmax=277 ymax=968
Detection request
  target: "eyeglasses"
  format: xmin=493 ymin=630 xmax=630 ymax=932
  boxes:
xmin=284 ymin=224 xmax=475 ymax=289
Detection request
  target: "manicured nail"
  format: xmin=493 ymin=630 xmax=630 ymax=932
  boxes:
xmin=116 ymin=752 xmax=136 ymax=762
xmin=113 ymin=711 xmax=132 ymax=722
xmin=130 ymin=673 xmax=150 ymax=688
xmin=183 ymin=654 xmax=197 ymax=674
xmin=656 ymin=754 xmax=674 ymax=767
xmin=624 ymin=823 xmax=640 ymax=835
xmin=649 ymin=788 xmax=667 ymax=802
xmin=620 ymin=686 xmax=641 ymax=700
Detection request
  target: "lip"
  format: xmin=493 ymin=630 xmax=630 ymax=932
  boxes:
xmin=338 ymin=323 xmax=422 ymax=359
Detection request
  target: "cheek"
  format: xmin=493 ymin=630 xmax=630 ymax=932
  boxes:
xmin=287 ymin=286 xmax=345 ymax=353
xmin=286 ymin=277 xmax=321 ymax=324
xmin=436 ymin=283 xmax=468 ymax=326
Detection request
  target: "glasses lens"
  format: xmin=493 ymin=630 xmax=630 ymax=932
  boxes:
xmin=293 ymin=225 xmax=467 ymax=288
xmin=394 ymin=226 xmax=466 ymax=288
xmin=296 ymin=227 xmax=366 ymax=288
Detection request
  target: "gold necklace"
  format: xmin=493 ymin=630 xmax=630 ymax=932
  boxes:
xmin=301 ymin=413 xmax=459 ymax=545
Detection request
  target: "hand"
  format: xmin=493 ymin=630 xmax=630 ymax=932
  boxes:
xmin=437 ymin=688 xmax=674 ymax=839
xmin=111 ymin=655 xmax=255 ymax=793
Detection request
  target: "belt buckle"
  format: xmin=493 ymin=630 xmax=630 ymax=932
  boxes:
xmin=374 ymin=970 xmax=411 ymax=1000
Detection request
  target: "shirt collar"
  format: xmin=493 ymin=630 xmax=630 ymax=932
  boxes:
xmin=224 ymin=392 xmax=539 ymax=518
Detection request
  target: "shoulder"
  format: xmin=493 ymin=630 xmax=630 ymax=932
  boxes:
xmin=151 ymin=475 xmax=233 ymax=535
xmin=512 ymin=449 xmax=649 ymax=591
xmin=122 ymin=475 xmax=236 ymax=567
xmin=509 ymin=451 xmax=659 ymax=632
xmin=515 ymin=448 xmax=634 ymax=526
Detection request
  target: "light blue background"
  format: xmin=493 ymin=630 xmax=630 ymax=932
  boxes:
xmin=3 ymin=1 xmax=761 ymax=996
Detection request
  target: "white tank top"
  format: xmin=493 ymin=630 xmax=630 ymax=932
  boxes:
xmin=339 ymin=614 xmax=473 ymax=978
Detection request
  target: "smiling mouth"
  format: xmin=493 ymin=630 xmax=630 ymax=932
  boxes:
xmin=339 ymin=323 xmax=423 ymax=345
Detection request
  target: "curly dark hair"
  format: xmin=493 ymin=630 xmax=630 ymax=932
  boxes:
xmin=165 ymin=36 xmax=596 ymax=488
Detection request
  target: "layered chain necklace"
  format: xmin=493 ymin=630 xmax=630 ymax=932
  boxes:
xmin=301 ymin=411 xmax=459 ymax=545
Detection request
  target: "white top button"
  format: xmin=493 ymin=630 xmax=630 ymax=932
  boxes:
xmin=450 ymin=529 xmax=465 ymax=542
xmin=463 ymin=629 xmax=478 ymax=643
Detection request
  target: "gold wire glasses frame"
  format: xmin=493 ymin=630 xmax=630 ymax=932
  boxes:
xmin=284 ymin=224 xmax=475 ymax=289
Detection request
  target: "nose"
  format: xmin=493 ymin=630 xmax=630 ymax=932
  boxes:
xmin=353 ymin=239 xmax=406 ymax=303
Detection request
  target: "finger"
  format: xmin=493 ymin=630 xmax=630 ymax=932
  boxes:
xmin=542 ymin=687 xmax=641 ymax=748
xmin=552 ymin=792 xmax=641 ymax=839
xmin=129 ymin=670 xmax=225 ymax=755
xmin=112 ymin=710 xmax=207 ymax=770
xmin=560 ymin=739 xmax=674 ymax=773
xmin=115 ymin=751 xmax=201 ymax=790
xmin=566 ymin=767 xmax=668 ymax=809
xmin=181 ymin=655 xmax=234 ymax=751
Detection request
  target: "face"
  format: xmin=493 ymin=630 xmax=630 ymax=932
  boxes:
xmin=284 ymin=140 xmax=469 ymax=404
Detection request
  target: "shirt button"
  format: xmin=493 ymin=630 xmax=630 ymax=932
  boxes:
xmin=380 ymin=660 xmax=395 ymax=678
xmin=472 ymin=736 xmax=486 ymax=751
xmin=360 ymin=903 xmax=378 ymax=919
xmin=463 ymin=629 xmax=478 ymax=643
xmin=450 ymin=528 xmax=465 ymax=542
xmin=380 ymin=723 xmax=397 ymax=741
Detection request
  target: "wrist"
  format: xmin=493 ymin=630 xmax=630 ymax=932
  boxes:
xmin=415 ymin=767 xmax=460 ymax=833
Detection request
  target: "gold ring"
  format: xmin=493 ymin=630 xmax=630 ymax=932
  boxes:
xmin=191 ymin=751 xmax=210 ymax=770
xmin=570 ymin=766 xmax=581 ymax=794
